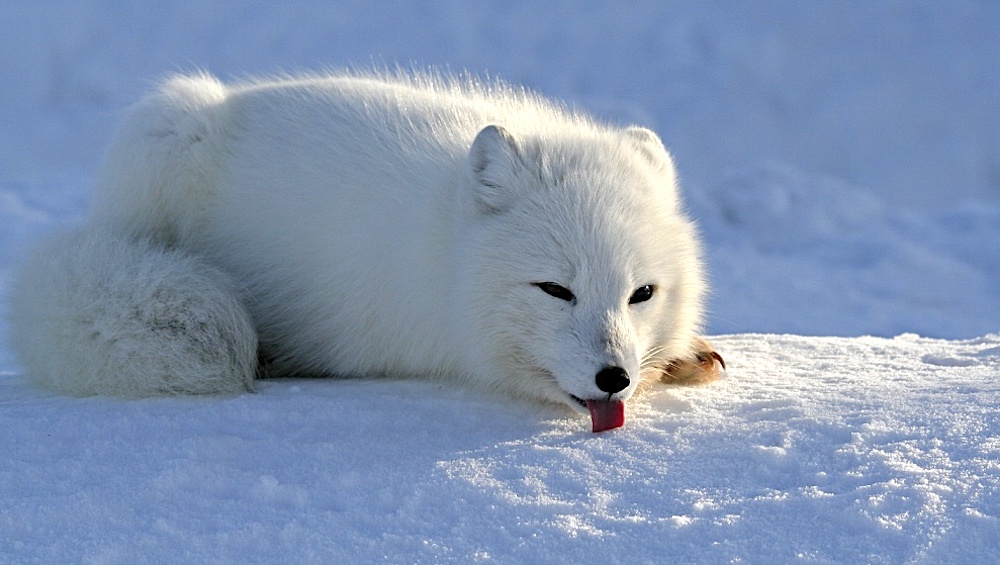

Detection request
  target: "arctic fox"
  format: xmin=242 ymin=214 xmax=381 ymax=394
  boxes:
xmin=7 ymin=71 xmax=723 ymax=432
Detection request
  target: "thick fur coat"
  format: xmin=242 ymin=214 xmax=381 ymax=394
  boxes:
xmin=7 ymin=72 xmax=720 ymax=430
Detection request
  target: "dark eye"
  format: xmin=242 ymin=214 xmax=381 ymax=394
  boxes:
xmin=629 ymin=285 xmax=656 ymax=305
xmin=534 ymin=282 xmax=576 ymax=303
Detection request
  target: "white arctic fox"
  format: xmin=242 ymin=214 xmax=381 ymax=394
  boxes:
xmin=8 ymin=71 xmax=723 ymax=432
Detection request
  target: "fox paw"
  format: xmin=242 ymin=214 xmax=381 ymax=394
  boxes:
xmin=660 ymin=338 xmax=726 ymax=385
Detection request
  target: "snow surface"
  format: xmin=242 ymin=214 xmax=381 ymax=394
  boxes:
xmin=1 ymin=2 xmax=998 ymax=563
xmin=3 ymin=335 xmax=999 ymax=563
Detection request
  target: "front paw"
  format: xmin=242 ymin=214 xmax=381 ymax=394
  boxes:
xmin=660 ymin=339 xmax=726 ymax=385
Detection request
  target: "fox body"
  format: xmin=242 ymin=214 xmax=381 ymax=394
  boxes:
xmin=8 ymin=72 xmax=719 ymax=431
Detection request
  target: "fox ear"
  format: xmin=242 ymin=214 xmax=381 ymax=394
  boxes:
xmin=469 ymin=125 xmax=524 ymax=213
xmin=623 ymin=126 xmax=674 ymax=173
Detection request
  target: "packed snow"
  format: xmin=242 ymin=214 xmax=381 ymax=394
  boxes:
xmin=1 ymin=2 xmax=998 ymax=563
xmin=3 ymin=335 xmax=998 ymax=563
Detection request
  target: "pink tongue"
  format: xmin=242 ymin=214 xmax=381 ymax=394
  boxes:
xmin=586 ymin=399 xmax=625 ymax=433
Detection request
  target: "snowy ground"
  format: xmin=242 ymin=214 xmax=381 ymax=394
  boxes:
xmin=3 ymin=334 xmax=998 ymax=563
xmin=2 ymin=2 xmax=998 ymax=563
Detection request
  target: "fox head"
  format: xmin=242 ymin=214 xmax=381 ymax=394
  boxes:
xmin=455 ymin=124 xmax=706 ymax=422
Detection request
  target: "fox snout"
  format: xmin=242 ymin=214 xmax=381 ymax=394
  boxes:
xmin=595 ymin=365 xmax=630 ymax=394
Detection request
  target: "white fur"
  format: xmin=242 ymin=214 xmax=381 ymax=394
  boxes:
xmin=7 ymin=227 xmax=257 ymax=397
xmin=8 ymin=71 xmax=706 ymax=409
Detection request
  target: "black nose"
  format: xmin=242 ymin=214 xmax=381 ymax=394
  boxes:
xmin=595 ymin=366 xmax=630 ymax=394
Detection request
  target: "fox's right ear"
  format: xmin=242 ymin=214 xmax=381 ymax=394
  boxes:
xmin=469 ymin=125 xmax=524 ymax=213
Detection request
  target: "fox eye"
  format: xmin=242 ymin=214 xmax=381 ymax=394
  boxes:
xmin=534 ymin=282 xmax=576 ymax=303
xmin=629 ymin=284 xmax=656 ymax=305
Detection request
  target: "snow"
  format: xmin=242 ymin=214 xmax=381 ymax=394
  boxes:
xmin=3 ymin=335 xmax=998 ymax=563
xmin=1 ymin=2 xmax=998 ymax=563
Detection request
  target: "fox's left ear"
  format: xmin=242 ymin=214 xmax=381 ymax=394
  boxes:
xmin=622 ymin=126 xmax=675 ymax=173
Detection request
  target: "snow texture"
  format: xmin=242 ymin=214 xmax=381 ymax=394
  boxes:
xmin=1 ymin=2 xmax=998 ymax=563
xmin=2 ymin=335 xmax=998 ymax=563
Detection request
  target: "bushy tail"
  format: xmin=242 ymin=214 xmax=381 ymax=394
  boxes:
xmin=6 ymin=228 xmax=258 ymax=397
